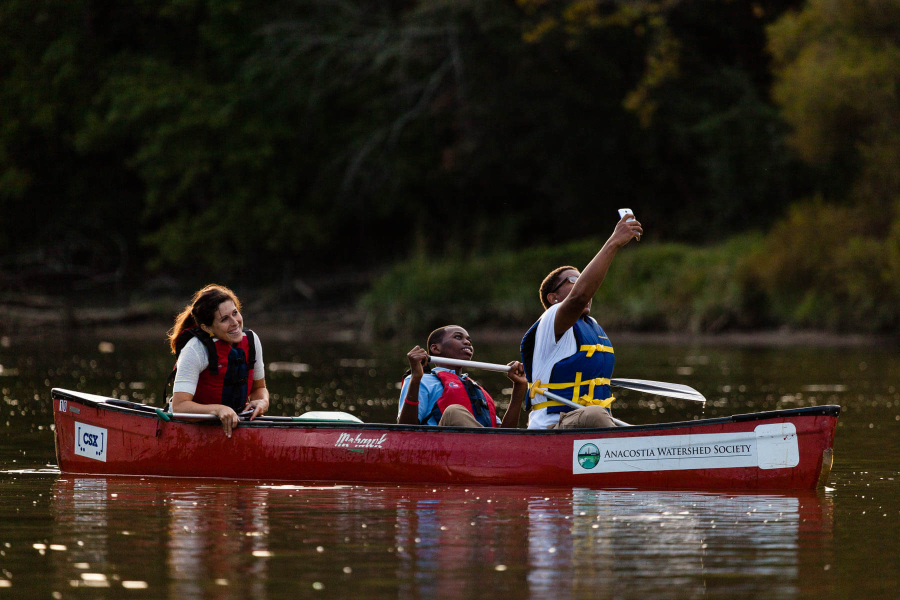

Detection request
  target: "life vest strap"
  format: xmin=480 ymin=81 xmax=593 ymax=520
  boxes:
xmin=580 ymin=344 xmax=614 ymax=357
xmin=528 ymin=375 xmax=615 ymax=411
xmin=527 ymin=377 xmax=611 ymax=397
xmin=544 ymin=371 xmax=611 ymax=407
xmin=531 ymin=396 xmax=616 ymax=411
xmin=541 ymin=377 xmax=611 ymax=390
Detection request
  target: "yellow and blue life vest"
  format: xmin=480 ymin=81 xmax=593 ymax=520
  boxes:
xmin=520 ymin=315 xmax=615 ymax=414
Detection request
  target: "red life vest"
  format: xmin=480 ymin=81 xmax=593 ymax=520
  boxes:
xmin=433 ymin=370 xmax=498 ymax=428
xmin=169 ymin=327 xmax=257 ymax=412
xmin=194 ymin=334 xmax=255 ymax=407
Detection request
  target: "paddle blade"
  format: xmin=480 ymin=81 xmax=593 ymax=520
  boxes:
xmin=610 ymin=378 xmax=707 ymax=403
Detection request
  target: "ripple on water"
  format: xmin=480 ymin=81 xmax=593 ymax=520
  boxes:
xmin=1 ymin=339 xmax=899 ymax=597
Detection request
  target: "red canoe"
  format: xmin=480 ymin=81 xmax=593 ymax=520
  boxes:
xmin=51 ymin=388 xmax=839 ymax=490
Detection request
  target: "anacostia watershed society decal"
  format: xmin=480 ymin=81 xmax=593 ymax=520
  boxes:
xmin=573 ymin=423 xmax=799 ymax=474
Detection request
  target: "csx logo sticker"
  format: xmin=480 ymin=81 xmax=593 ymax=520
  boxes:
xmin=74 ymin=422 xmax=108 ymax=462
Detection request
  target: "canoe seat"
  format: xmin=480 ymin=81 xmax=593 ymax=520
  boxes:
xmin=293 ymin=411 xmax=363 ymax=423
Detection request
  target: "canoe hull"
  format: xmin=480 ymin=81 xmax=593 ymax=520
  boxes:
xmin=52 ymin=389 xmax=839 ymax=490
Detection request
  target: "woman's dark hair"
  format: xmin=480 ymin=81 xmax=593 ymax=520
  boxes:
xmin=167 ymin=284 xmax=241 ymax=353
xmin=539 ymin=266 xmax=578 ymax=309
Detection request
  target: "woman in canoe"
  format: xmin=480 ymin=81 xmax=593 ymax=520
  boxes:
xmin=520 ymin=212 xmax=642 ymax=429
xmin=397 ymin=325 xmax=527 ymax=427
xmin=167 ymin=284 xmax=269 ymax=437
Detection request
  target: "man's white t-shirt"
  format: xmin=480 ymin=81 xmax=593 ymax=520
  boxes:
xmin=173 ymin=332 xmax=264 ymax=396
xmin=527 ymin=302 xmax=580 ymax=429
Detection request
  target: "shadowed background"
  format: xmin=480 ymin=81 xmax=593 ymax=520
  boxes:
xmin=2 ymin=0 xmax=899 ymax=338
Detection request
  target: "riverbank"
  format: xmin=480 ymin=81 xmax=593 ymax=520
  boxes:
xmin=363 ymin=228 xmax=900 ymax=338
xmin=4 ymin=227 xmax=899 ymax=347
xmin=1 ymin=299 xmax=894 ymax=349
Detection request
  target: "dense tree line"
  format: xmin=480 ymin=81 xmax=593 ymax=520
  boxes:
xmin=1 ymin=0 xmax=893 ymax=300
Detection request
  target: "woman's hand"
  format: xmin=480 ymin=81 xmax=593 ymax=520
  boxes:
xmin=611 ymin=213 xmax=643 ymax=247
xmin=173 ymin=391 xmax=240 ymax=438
xmin=407 ymin=345 xmax=428 ymax=378
xmin=210 ymin=405 xmax=240 ymax=438
xmin=246 ymin=398 xmax=269 ymax=421
xmin=506 ymin=361 xmax=528 ymax=385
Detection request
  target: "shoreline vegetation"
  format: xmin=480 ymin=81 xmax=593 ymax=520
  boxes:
xmin=363 ymin=223 xmax=900 ymax=341
xmin=4 ymin=227 xmax=898 ymax=348
xmin=3 ymin=1 xmax=900 ymax=351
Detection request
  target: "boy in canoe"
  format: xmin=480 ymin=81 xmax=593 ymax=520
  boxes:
xmin=520 ymin=212 xmax=642 ymax=429
xmin=398 ymin=325 xmax=528 ymax=427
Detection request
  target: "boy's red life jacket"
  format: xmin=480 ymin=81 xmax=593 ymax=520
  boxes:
xmin=168 ymin=327 xmax=257 ymax=412
xmin=433 ymin=370 xmax=498 ymax=427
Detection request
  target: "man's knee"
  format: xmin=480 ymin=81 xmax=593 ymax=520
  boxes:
xmin=555 ymin=406 xmax=616 ymax=429
xmin=581 ymin=405 xmax=616 ymax=428
xmin=438 ymin=404 xmax=483 ymax=427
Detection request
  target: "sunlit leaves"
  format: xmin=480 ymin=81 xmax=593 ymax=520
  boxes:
xmin=768 ymin=0 xmax=900 ymax=206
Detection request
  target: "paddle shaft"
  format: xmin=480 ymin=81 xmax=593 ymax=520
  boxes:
xmin=428 ymin=356 xmax=705 ymax=403
xmin=532 ymin=387 xmax=630 ymax=427
xmin=165 ymin=412 xmax=219 ymax=420
xmin=429 ymin=356 xmax=629 ymax=426
xmin=430 ymin=356 xmax=512 ymax=372
xmin=162 ymin=410 xmax=255 ymax=421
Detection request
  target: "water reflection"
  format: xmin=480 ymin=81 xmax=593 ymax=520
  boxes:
xmin=47 ymin=478 xmax=833 ymax=599
xmin=394 ymin=486 xmax=528 ymax=598
xmin=528 ymin=490 xmax=833 ymax=598
xmin=167 ymin=486 xmax=269 ymax=599
xmin=3 ymin=337 xmax=895 ymax=597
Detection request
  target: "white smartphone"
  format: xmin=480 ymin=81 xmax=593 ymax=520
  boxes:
xmin=618 ymin=208 xmax=635 ymax=222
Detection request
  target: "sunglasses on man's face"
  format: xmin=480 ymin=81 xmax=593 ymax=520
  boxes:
xmin=551 ymin=274 xmax=579 ymax=292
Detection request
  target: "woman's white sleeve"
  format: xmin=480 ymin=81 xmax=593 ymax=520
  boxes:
xmin=172 ymin=340 xmax=207 ymax=395
xmin=252 ymin=332 xmax=265 ymax=380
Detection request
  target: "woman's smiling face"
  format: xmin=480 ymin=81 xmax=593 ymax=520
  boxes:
xmin=202 ymin=300 xmax=244 ymax=344
xmin=430 ymin=326 xmax=473 ymax=360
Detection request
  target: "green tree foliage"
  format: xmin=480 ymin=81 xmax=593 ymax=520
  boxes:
xmin=519 ymin=0 xmax=812 ymax=238
xmin=745 ymin=200 xmax=900 ymax=331
xmin=768 ymin=0 xmax=900 ymax=210
xmin=739 ymin=0 xmax=900 ymax=332
xmin=363 ymin=234 xmax=762 ymax=337
xmin=0 ymin=0 xmax=815 ymax=286
xmin=72 ymin=1 xmax=309 ymax=277
xmin=0 ymin=0 xmax=143 ymax=285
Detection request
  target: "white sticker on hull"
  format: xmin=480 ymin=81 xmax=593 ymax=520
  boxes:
xmin=573 ymin=423 xmax=799 ymax=474
xmin=74 ymin=422 xmax=108 ymax=462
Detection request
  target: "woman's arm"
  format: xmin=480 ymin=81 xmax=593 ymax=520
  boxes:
xmin=500 ymin=361 xmax=527 ymax=428
xmin=247 ymin=378 xmax=269 ymax=420
xmin=172 ymin=392 xmax=240 ymax=438
xmin=397 ymin=346 xmax=427 ymax=425
xmin=554 ymin=214 xmax=642 ymax=339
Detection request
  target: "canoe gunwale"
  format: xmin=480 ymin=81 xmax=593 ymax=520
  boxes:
xmin=51 ymin=387 xmax=841 ymax=435
xmin=51 ymin=388 xmax=841 ymax=488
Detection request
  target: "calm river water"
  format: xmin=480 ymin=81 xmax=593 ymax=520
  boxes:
xmin=0 ymin=329 xmax=898 ymax=599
